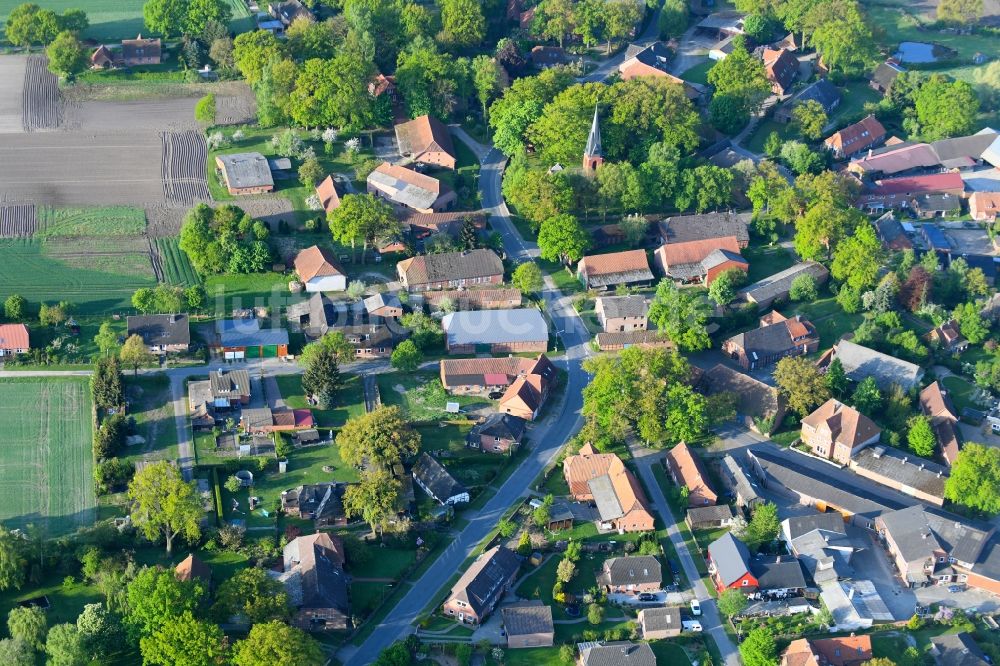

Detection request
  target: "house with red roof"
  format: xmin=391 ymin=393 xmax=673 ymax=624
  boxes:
xmin=762 ymin=48 xmax=798 ymax=95
xmin=824 ymin=115 xmax=886 ymax=159
xmin=0 ymin=323 xmax=29 ymax=357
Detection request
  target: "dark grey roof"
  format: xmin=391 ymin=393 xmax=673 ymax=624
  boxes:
xmin=747 ymin=447 xmax=904 ymax=519
xmin=627 ymin=42 xmax=671 ymax=73
xmin=469 ymin=413 xmax=526 ymax=442
xmin=217 ymin=153 xmax=274 ymax=189
xmin=287 ymin=483 xmax=344 ymax=520
xmin=789 ymin=529 xmax=858 ymax=584
xmin=601 ymin=556 xmax=662 ymax=586
xmin=580 ymin=642 xmax=657 ymax=666
xmin=701 ymin=248 xmax=747 ymax=271
xmin=725 ymin=318 xmax=810 ymax=359
xmin=400 ymin=249 xmax=504 ymax=286
xmin=832 ymin=340 xmax=923 ymax=391
xmin=795 ymin=79 xmax=841 ymax=113
xmin=739 ymin=262 xmax=829 ymax=304
xmin=873 ymin=211 xmax=908 ymax=245
xmin=413 ymin=453 xmax=468 ymax=504
xmin=501 ymin=603 xmax=554 ymax=636
xmin=209 ymin=368 xmax=251 ymax=398
xmin=879 ymin=504 xmax=990 ymax=567
xmin=450 ymin=546 xmax=521 ymax=617
xmin=363 ymin=292 xmax=402 ymax=314
xmin=851 ymin=446 xmax=947 ymax=500
xmin=585 ymin=106 xmax=602 ymax=158
xmin=596 ymin=295 xmax=648 ymax=320
xmin=931 ymin=131 xmax=999 ymax=164
xmin=722 ymin=455 xmax=760 ymax=504
xmin=783 ymin=513 xmax=847 ymax=541
xmin=658 ymin=212 xmax=751 ymax=245
xmin=639 ymin=606 xmax=681 ymax=632
xmin=708 ymin=532 xmax=751 ymax=587
xmin=127 ymin=314 xmax=190 ymax=347
xmin=871 ymin=60 xmax=905 ymax=89
xmin=913 ymin=193 xmax=961 ymax=212
xmin=687 ymin=504 xmax=734 ymax=523
xmin=930 ymin=633 xmax=989 ymax=666
xmin=750 ymin=556 xmax=807 ymax=590
xmin=217 ymin=319 xmax=289 ymax=347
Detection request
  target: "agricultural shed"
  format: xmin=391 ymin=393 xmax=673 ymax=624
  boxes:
xmin=215 ymin=153 xmax=274 ymax=195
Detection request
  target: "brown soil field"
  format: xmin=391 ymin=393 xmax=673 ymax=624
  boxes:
xmin=0 ymin=203 xmax=37 ymax=238
xmin=22 ymin=55 xmax=60 ymax=131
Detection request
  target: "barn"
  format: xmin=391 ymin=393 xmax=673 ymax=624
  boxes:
xmin=214 ymin=319 xmax=289 ymax=359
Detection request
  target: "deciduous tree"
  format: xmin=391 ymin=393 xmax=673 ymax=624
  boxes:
xmin=938 ymin=0 xmax=983 ymax=24
xmin=391 ymin=339 xmax=423 ymax=373
xmin=44 ymin=622 xmax=87 ymax=666
xmin=439 ymin=0 xmax=485 ymax=47
xmin=343 ymin=468 xmax=402 ymax=537
xmin=213 ymin=567 xmax=289 ymax=624
xmin=5 ymin=3 xmax=62 ymax=46
xmin=3 ymin=294 xmax=26 ymax=321
xmin=124 ymin=567 xmax=205 ymax=638
xmin=718 ymin=588 xmax=748 ymax=619
xmin=233 ymin=29 xmax=282 ymax=86
xmin=46 ymin=30 xmax=86 ymax=78
xmin=119 ymin=334 xmax=153 ymax=376
xmin=912 ymin=75 xmax=979 ymax=141
xmin=647 ymin=280 xmax=711 ymax=351
xmin=328 ymin=194 xmax=400 ymax=263
xmin=139 ymin=611 xmax=226 ymax=666
xmin=337 ymin=405 xmax=420 ymax=470
xmin=142 ymin=0 xmax=189 ymax=38
xmin=127 ymin=462 xmax=203 ymax=554
xmin=537 ymin=214 xmax=590 ymax=263
xmin=740 ymin=626 xmax=778 ymax=666
xmin=708 ymin=268 xmax=746 ymax=306
xmin=774 ymin=356 xmax=830 ymax=416
xmin=7 ymin=606 xmax=45 ymax=651
xmin=831 ymin=220 xmax=883 ymax=292
xmin=908 ymin=415 xmax=936 ymax=458
xmin=511 ymin=262 xmax=544 ymax=294
xmin=231 ymin=621 xmax=325 ymax=666
xmin=792 ymin=100 xmax=827 ymax=141
xmin=945 ymin=443 xmax=1000 ymax=515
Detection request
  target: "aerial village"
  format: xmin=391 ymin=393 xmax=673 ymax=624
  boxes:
xmin=1 ymin=0 xmax=1000 ymax=664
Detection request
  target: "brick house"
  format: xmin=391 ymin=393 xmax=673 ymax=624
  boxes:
xmin=576 ymin=250 xmax=654 ymax=290
xmin=501 ymin=602 xmax=554 ymax=648
xmin=801 ymin=399 xmax=881 ymax=465
xmin=664 ymin=442 xmax=717 ymax=507
xmin=638 ymin=607 xmax=682 ymax=639
xmin=440 ymin=354 xmax=555 ymax=395
xmin=443 ymin=546 xmax=521 ymax=624
xmin=597 ymin=556 xmax=662 ymax=594
xmin=721 ymin=311 xmax=819 ymax=370
xmin=121 ymin=35 xmax=161 ymax=65
xmin=658 ymin=211 xmax=751 ymax=248
xmin=126 ymin=314 xmax=190 ymax=354
xmin=422 ymin=287 xmax=521 ymax=310
xmin=277 ymin=533 xmax=350 ymax=631
xmin=823 ymin=115 xmax=887 ymax=159
xmin=762 ymin=48 xmax=798 ymax=95
xmin=920 ymin=381 xmax=961 ymax=465
xmin=594 ymin=295 xmax=648 ymax=333
xmin=215 ymin=153 xmax=274 ymax=195
xmin=467 ymin=413 xmax=525 ymax=454
xmin=562 ymin=444 xmax=655 ymax=532
xmin=970 ymin=191 xmax=1000 ymax=222
xmin=397 ymin=249 xmax=504 ymax=292
xmin=780 ymin=636 xmax=873 ymax=666
xmin=441 ymin=309 xmax=548 ymax=355
xmin=708 ymin=532 xmax=757 ymax=592
xmin=925 ymin=319 xmax=969 ymax=353
xmin=293 ymin=245 xmax=346 ymax=293
xmin=653 ymin=236 xmax=748 ymax=286
xmin=394 ymin=115 xmax=457 ymax=170
xmin=367 ymin=162 xmax=456 ymax=213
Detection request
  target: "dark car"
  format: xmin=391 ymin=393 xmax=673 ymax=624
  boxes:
xmin=637 ymin=593 xmax=657 ymax=602
xmin=948 ymin=584 xmax=965 ymax=593
xmin=488 ymin=391 xmax=504 ymax=400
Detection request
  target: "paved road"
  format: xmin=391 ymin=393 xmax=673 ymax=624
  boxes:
xmin=339 ymin=130 xmax=593 ymax=666
xmin=630 ymin=445 xmax=741 ymax=666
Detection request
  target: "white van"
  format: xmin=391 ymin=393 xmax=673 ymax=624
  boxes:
xmin=690 ymin=599 xmax=702 ymax=616
xmin=682 ymin=620 xmax=703 ymax=632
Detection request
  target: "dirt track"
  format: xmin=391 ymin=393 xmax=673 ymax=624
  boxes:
xmin=0 ymin=56 xmax=25 ymax=134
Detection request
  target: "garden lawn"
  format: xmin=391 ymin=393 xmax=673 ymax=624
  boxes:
xmin=123 ymin=375 xmax=179 ymax=466
xmin=745 ymin=119 xmax=795 ymax=155
xmin=0 ymin=378 xmax=95 ymax=536
xmin=0 ymin=575 xmax=102 ymax=628
xmin=538 ymin=258 xmax=584 ymax=296
xmin=275 ymin=373 xmax=365 ymax=428
xmin=504 ymin=647 xmax=569 ymax=666
xmin=743 ymin=245 xmax=794 ymax=284
xmin=784 ymin=297 xmax=863 ymax=349
xmin=0 ymin=238 xmax=156 ymax=315
xmin=941 ymin=375 xmax=979 ymax=413
xmin=36 ymin=206 xmax=145 ymax=238
xmin=378 ymin=371 xmax=494 ymax=422
xmin=681 ymin=59 xmax=713 ymax=86
xmin=202 ymin=272 xmax=291 ymax=313
xmin=416 ymin=422 xmax=507 ymax=489
xmin=649 ymin=641 xmax=689 ymax=663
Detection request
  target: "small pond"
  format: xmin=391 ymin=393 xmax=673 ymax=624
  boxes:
xmin=893 ymin=41 xmax=941 ymax=63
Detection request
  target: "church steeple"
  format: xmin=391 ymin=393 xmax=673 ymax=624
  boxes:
xmin=583 ymin=104 xmax=603 ymax=173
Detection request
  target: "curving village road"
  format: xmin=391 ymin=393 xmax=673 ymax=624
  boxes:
xmin=339 ymin=131 xmax=593 ymax=666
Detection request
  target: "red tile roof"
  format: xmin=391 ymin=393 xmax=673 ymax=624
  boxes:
xmin=824 ymin=115 xmax=886 ymax=156
xmin=294 ymin=245 xmax=345 ymax=282
xmin=870 ymin=172 xmax=964 ymax=196
xmin=0 ymin=324 xmax=29 ymax=350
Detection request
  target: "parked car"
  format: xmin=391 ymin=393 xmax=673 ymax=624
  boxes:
xmin=949 ymin=584 xmax=966 ymax=593
xmin=690 ymin=599 xmax=701 ymax=616
xmin=682 ymin=620 xmax=703 ymax=632
xmin=637 ymin=593 xmax=657 ymax=602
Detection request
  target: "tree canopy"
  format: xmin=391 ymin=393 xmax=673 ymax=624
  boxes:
xmin=127 ymin=462 xmax=203 ymax=553
xmin=337 ymin=405 xmax=420 ymax=470
xmin=945 ymin=443 xmax=1000 ymax=515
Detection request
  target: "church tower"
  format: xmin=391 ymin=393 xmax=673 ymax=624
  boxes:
xmin=582 ymin=105 xmax=603 ymax=174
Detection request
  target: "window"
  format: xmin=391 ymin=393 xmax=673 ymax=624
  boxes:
xmin=742 ymin=579 xmax=749 ymax=586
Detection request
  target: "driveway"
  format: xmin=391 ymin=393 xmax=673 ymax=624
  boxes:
xmin=629 ymin=445 xmax=741 ymax=666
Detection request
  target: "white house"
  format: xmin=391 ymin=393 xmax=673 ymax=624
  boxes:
xmin=293 ymin=245 xmax=346 ymax=292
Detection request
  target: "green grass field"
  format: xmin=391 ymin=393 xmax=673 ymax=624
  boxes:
xmin=0 ymin=238 xmax=156 ymax=314
xmin=36 ymin=206 xmax=146 ymax=239
xmin=0 ymin=378 xmax=95 ymax=536
xmin=156 ymin=237 xmax=201 ymax=286
xmin=0 ymin=0 xmax=254 ymax=42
